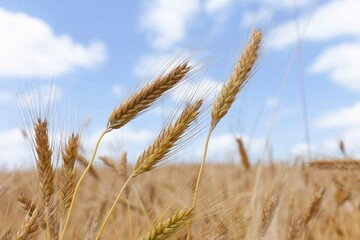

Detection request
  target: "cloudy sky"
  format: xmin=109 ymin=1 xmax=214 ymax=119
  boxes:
xmin=1 ymin=0 xmax=360 ymax=169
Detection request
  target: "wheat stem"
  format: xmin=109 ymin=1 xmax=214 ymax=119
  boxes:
xmin=60 ymin=130 xmax=107 ymax=240
xmin=186 ymin=129 xmax=212 ymax=240
xmin=95 ymin=174 xmax=134 ymax=240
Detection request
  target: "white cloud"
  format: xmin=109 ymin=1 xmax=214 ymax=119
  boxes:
xmin=0 ymin=8 xmax=106 ymax=79
xmin=243 ymin=8 xmax=273 ymax=27
xmin=205 ymin=0 xmax=232 ymax=14
xmin=315 ymin=101 xmax=360 ymax=129
xmin=309 ymin=42 xmax=360 ymax=91
xmin=270 ymin=1 xmax=360 ymax=49
xmin=140 ymin=0 xmax=200 ymax=50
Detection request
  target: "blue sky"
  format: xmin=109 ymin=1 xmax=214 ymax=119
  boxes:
xmin=1 ymin=0 xmax=360 ymax=169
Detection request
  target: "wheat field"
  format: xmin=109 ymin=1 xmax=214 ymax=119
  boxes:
xmin=1 ymin=29 xmax=359 ymax=240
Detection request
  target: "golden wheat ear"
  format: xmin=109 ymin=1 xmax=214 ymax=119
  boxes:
xmin=33 ymin=118 xmax=56 ymax=238
xmin=60 ymin=133 xmax=79 ymax=217
xmin=236 ymin=138 xmax=250 ymax=170
xmin=14 ymin=208 xmax=41 ymax=240
xmin=141 ymin=208 xmax=193 ymax=240
xmin=133 ymin=99 xmax=203 ymax=177
xmin=211 ymin=30 xmax=262 ymax=130
xmin=107 ymin=61 xmax=192 ymax=131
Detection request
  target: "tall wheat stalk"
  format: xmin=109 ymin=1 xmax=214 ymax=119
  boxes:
xmin=95 ymin=100 xmax=203 ymax=239
xmin=60 ymin=61 xmax=191 ymax=239
xmin=186 ymin=29 xmax=262 ymax=239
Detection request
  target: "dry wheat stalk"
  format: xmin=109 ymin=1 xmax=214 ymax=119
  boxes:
xmin=236 ymin=138 xmax=250 ymax=170
xmin=14 ymin=208 xmax=41 ymax=240
xmin=60 ymin=133 xmax=79 ymax=216
xmin=133 ymin=99 xmax=203 ymax=177
xmin=309 ymin=160 xmax=360 ymax=170
xmin=95 ymin=100 xmax=203 ymax=239
xmin=107 ymin=61 xmax=191 ymax=131
xmin=61 ymin=60 xmax=194 ymax=239
xmin=187 ymin=29 xmax=262 ymax=240
xmin=141 ymin=208 xmax=193 ymax=240
xmin=211 ymin=30 xmax=262 ymax=130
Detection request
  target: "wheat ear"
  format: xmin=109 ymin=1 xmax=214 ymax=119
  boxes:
xmin=141 ymin=208 xmax=193 ymax=240
xmin=33 ymin=118 xmax=55 ymax=238
xmin=14 ymin=208 xmax=41 ymax=240
xmin=107 ymin=61 xmax=191 ymax=130
xmin=187 ymin=29 xmax=262 ymax=240
xmin=236 ymin=138 xmax=250 ymax=170
xmin=287 ymin=189 xmax=325 ymax=240
xmin=60 ymin=133 xmax=79 ymax=217
xmin=259 ymin=191 xmax=281 ymax=236
xmin=309 ymin=159 xmax=360 ymax=170
xmin=61 ymin=61 xmax=191 ymax=240
xmin=95 ymin=100 xmax=203 ymax=239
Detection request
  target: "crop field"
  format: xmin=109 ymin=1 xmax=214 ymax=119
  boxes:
xmin=1 ymin=28 xmax=359 ymax=240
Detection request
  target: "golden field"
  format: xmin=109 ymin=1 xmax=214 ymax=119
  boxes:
xmin=1 ymin=29 xmax=359 ymax=240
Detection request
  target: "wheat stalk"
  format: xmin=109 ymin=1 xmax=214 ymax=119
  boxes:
xmin=141 ymin=208 xmax=193 ymax=240
xmin=187 ymin=29 xmax=262 ymax=240
xmin=61 ymin=61 xmax=192 ymax=240
xmin=95 ymin=100 xmax=203 ymax=239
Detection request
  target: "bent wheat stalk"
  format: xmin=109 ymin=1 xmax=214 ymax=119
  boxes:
xmin=95 ymin=100 xmax=203 ymax=239
xmin=60 ymin=61 xmax=192 ymax=240
xmin=187 ymin=29 xmax=262 ymax=240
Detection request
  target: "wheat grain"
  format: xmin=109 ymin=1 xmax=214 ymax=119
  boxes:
xmin=211 ymin=30 xmax=262 ymax=130
xmin=141 ymin=208 xmax=193 ymax=240
xmin=133 ymin=99 xmax=203 ymax=177
xmin=107 ymin=61 xmax=191 ymax=131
